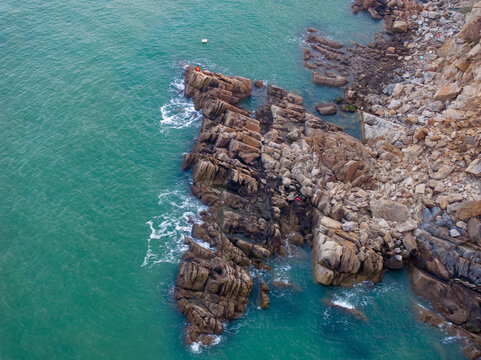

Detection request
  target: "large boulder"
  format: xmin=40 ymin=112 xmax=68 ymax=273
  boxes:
xmin=392 ymin=20 xmax=408 ymax=33
xmin=466 ymin=158 xmax=481 ymax=177
xmin=315 ymin=102 xmax=337 ymax=115
xmin=313 ymin=73 xmax=349 ymax=87
xmin=433 ymin=83 xmax=461 ymax=101
xmin=456 ymin=200 xmax=481 ymax=220
xmin=370 ymin=200 xmax=411 ymax=222
xmin=313 ymin=212 xmax=383 ymax=286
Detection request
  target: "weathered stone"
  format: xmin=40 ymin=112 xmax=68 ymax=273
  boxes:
xmin=433 ymin=84 xmax=461 ymax=101
xmin=466 ymin=158 xmax=481 ymax=177
xmin=392 ymin=20 xmax=408 ymax=33
xmin=410 ymin=266 xmax=481 ymax=333
xmin=385 ymin=254 xmax=403 ymax=269
xmin=312 ymin=73 xmax=348 ymax=87
xmin=370 ymin=200 xmax=411 ymax=223
xmin=254 ymin=80 xmax=264 ymax=88
xmin=415 ymin=184 xmax=425 ymax=194
xmin=368 ymin=7 xmax=382 ymax=20
xmin=437 ymin=193 xmax=463 ymax=210
xmin=396 ymin=219 xmax=418 ymax=233
xmin=456 ymin=201 xmax=481 ymax=220
xmin=314 ymin=102 xmax=337 ymax=116
xmin=342 ymin=221 xmax=358 ymax=232
xmin=258 ymin=281 xmax=270 ymax=309
xmin=467 ymin=218 xmax=481 ymax=242
xmin=403 ymin=145 xmax=423 ymax=161
xmin=402 ymin=233 xmax=417 ymax=253
xmin=432 ymin=165 xmax=453 ymax=180
xmin=320 ymin=216 xmax=342 ymax=229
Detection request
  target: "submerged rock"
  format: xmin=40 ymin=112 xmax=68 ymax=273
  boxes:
xmin=314 ymin=102 xmax=337 ymax=116
xmin=313 ymin=73 xmax=348 ymax=88
xmin=324 ymin=299 xmax=368 ymax=321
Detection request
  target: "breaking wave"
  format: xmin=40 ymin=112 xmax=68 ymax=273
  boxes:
xmin=190 ymin=335 xmax=222 ymax=354
xmin=142 ymin=188 xmax=207 ymax=266
xmin=159 ymin=78 xmax=201 ymax=133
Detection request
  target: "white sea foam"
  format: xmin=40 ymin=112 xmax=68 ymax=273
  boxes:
xmin=142 ymin=188 xmax=207 ymax=267
xmin=272 ymin=263 xmax=291 ymax=283
xmin=442 ymin=335 xmax=460 ymax=344
xmin=331 ymin=299 xmax=355 ymax=310
xmin=171 ymin=78 xmax=185 ymax=93
xmin=158 ymin=77 xmax=202 ymax=133
xmin=190 ymin=335 xmax=222 ymax=353
xmin=159 ymin=97 xmax=201 ymax=132
xmin=192 ymin=238 xmax=216 ymax=251
xmin=286 ymin=34 xmax=306 ymax=46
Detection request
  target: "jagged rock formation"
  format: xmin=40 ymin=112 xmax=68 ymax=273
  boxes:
xmin=351 ymin=0 xmax=422 ymax=32
xmin=339 ymin=0 xmax=481 ymax=357
xmin=176 ymin=66 xmax=394 ymax=344
xmin=175 ymin=2 xmax=481 ymax=355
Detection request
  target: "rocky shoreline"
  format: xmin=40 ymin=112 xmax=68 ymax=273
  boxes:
xmin=174 ymin=0 xmax=481 ymax=357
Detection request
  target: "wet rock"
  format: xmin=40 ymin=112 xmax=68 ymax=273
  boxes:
xmin=271 ymin=281 xmax=293 ymax=288
xmin=313 ymin=73 xmax=349 ymax=88
xmin=314 ymin=102 xmax=337 ymax=115
xmin=414 ymin=305 xmax=481 ymax=360
xmin=254 ymin=80 xmax=264 ymax=88
xmin=177 ymin=67 xmax=381 ymax=342
xmin=325 ymin=299 xmax=368 ymax=321
xmin=258 ymin=281 xmax=270 ymax=309
xmin=410 ymin=266 xmax=481 ymax=334
xmin=175 ymin=239 xmax=253 ymax=344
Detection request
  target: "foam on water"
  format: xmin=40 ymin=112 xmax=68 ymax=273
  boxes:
xmin=159 ymin=96 xmax=201 ymax=133
xmin=331 ymin=299 xmax=355 ymax=310
xmin=442 ymin=335 xmax=461 ymax=344
xmin=142 ymin=188 xmax=207 ymax=266
xmin=190 ymin=335 xmax=222 ymax=354
xmin=272 ymin=263 xmax=292 ymax=283
xmin=159 ymin=60 xmax=228 ymax=133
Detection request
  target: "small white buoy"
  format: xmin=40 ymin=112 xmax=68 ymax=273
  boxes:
xmin=201 ymin=39 xmax=208 ymax=44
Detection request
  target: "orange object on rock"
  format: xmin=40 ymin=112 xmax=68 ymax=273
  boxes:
xmin=195 ymin=66 xmax=200 ymax=71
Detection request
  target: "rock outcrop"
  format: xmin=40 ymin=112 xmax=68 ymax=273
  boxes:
xmin=338 ymin=0 xmax=481 ymax=357
xmin=176 ymin=66 xmax=396 ymax=344
xmin=174 ymin=1 xmax=481 ymax=356
xmin=351 ymin=0 xmax=422 ymax=33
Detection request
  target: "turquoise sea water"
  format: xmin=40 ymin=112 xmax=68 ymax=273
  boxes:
xmin=0 ymin=1 xmax=465 ymax=359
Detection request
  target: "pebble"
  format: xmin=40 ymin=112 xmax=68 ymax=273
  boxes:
xmin=450 ymin=229 xmax=460 ymax=238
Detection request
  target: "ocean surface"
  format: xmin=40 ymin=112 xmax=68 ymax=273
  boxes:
xmin=0 ymin=1 xmax=466 ymax=359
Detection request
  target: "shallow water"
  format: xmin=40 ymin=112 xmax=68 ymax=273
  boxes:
xmin=0 ymin=0 xmax=465 ymax=359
